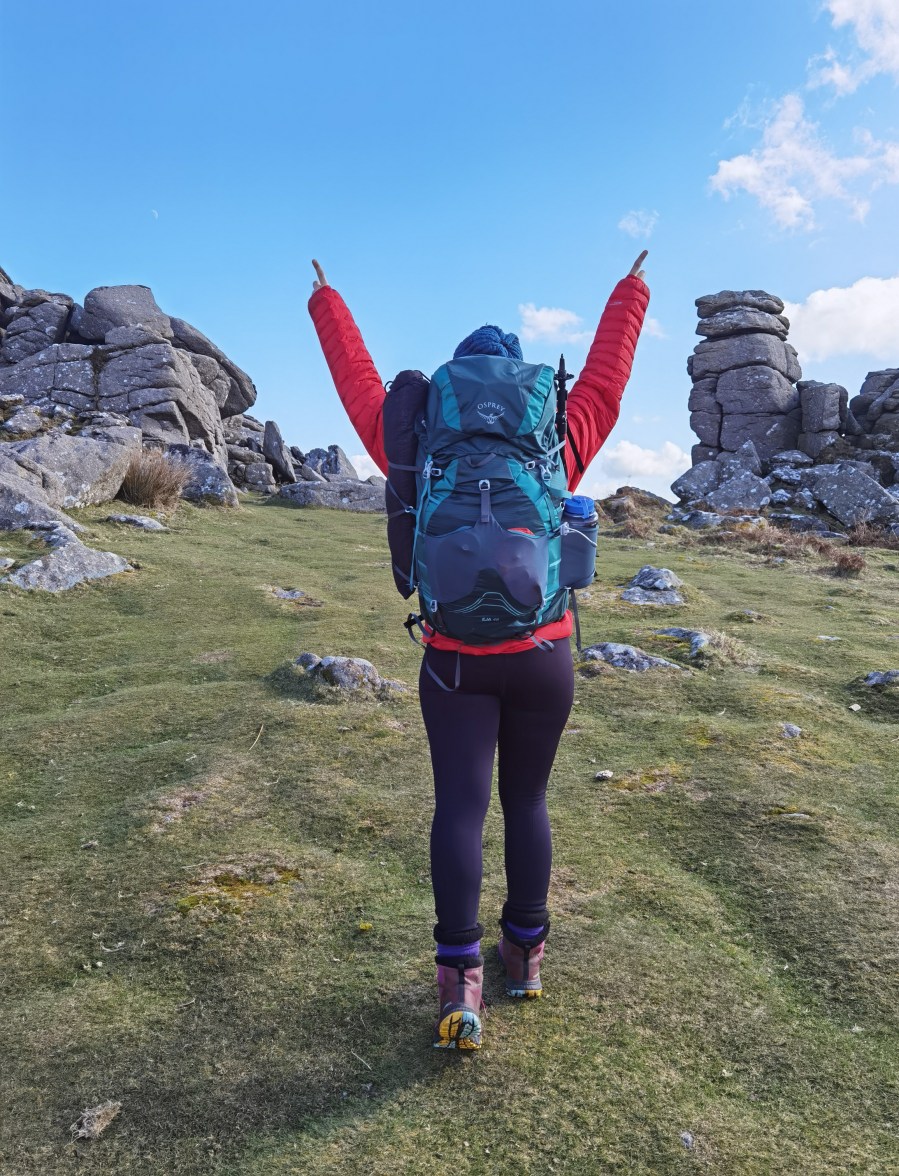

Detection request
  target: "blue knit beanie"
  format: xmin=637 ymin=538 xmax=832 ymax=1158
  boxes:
xmin=453 ymin=324 xmax=523 ymax=361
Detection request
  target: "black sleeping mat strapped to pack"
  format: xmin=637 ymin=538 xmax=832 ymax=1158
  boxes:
xmin=382 ymin=369 xmax=430 ymax=599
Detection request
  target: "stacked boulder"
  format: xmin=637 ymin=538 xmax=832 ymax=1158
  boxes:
xmin=675 ymin=288 xmax=899 ymax=535
xmin=688 ymin=290 xmax=802 ymax=464
xmin=687 ymin=290 xmax=899 ymax=473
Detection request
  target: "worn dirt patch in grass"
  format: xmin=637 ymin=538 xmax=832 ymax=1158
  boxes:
xmin=191 ymin=649 xmax=234 ymax=665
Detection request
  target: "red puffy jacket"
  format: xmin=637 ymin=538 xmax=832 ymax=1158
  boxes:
xmin=308 ymin=275 xmax=649 ymax=652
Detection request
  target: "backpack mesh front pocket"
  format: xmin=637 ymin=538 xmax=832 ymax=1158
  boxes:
xmin=421 ymin=517 xmax=550 ymax=642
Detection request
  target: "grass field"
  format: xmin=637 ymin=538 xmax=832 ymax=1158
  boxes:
xmin=1 ymin=497 xmax=897 ymax=1174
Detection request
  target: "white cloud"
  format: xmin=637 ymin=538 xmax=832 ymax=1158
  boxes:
xmin=517 ymin=303 xmax=591 ymax=344
xmin=783 ymin=273 xmax=899 ymax=361
xmin=644 ymin=316 xmax=667 ymax=339
xmin=617 ymin=209 xmax=659 ymax=239
xmin=600 ymin=439 xmax=690 ymax=480
xmin=581 ymin=439 xmax=688 ymax=502
xmin=807 ymin=47 xmax=863 ymax=96
xmin=349 ymin=453 xmax=382 ymax=480
xmin=809 ymin=1 xmax=899 ymax=94
xmin=710 ymin=93 xmax=898 ymax=229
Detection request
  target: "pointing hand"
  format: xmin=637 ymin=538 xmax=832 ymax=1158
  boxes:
xmin=311 ymin=259 xmax=329 ymax=292
xmin=629 ymin=250 xmax=648 ymax=282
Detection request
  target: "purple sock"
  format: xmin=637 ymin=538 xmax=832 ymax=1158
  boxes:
xmin=436 ymin=940 xmax=481 ymax=960
xmin=506 ymin=921 xmax=544 ymax=941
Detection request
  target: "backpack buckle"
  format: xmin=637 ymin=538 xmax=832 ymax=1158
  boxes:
xmin=403 ymin=613 xmax=427 ymax=645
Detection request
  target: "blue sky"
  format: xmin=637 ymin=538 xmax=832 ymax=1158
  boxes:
xmin=3 ymin=0 xmax=898 ymax=497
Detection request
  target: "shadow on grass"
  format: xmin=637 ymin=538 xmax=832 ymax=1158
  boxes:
xmin=262 ymin=662 xmax=341 ymax=705
xmin=23 ymin=944 xmax=471 ymax=1174
xmin=610 ymin=788 xmax=899 ymax=1028
xmin=844 ymin=678 xmax=899 ymax=723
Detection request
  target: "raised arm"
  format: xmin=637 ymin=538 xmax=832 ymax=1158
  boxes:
xmin=564 ymin=252 xmax=650 ymax=490
xmin=307 ymin=260 xmax=388 ymax=474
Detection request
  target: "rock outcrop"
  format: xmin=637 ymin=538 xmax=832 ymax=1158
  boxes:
xmin=673 ymin=289 xmax=899 ymax=536
xmin=278 ymin=477 xmax=383 ymax=513
xmin=0 ymin=263 xmax=385 ymax=526
xmin=0 ymin=289 xmax=244 ymax=471
xmin=0 ymin=426 xmax=137 ymax=531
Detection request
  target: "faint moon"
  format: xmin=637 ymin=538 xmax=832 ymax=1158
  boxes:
xmin=151 ymin=209 xmax=159 ymax=219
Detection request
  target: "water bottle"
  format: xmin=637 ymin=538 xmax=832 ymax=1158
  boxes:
xmin=560 ymin=495 xmax=598 ymax=589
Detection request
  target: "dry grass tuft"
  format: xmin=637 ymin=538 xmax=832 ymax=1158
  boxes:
xmin=845 ymin=521 xmax=899 ymax=550
xmin=697 ymin=524 xmax=839 ymax=560
xmin=700 ymin=628 xmax=760 ymax=668
xmin=70 ymin=1100 xmax=122 ymax=1140
xmin=618 ymin=517 xmax=653 ymax=539
xmin=148 ymin=784 xmax=212 ymax=834
xmin=830 ymin=550 xmax=867 ymax=577
xmin=598 ymin=486 xmax=672 ymax=537
xmin=118 ymin=447 xmax=190 ymax=511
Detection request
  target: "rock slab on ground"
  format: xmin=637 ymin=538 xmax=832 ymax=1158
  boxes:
xmin=2 ymin=524 xmax=131 ymax=592
xmin=105 ymin=513 xmax=168 ymax=531
xmin=581 ymin=642 xmax=685 ymax=672
xmin=294 ymin=652 xmax=406 ymax=696
xmin=278 ymin=479 xmax=384 ymax=513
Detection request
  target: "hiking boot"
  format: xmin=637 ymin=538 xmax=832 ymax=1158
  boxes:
xmin=433 ymin=956 xmax=485 ymax=1050
xmin=497 ymin=919 xmax=549 ymax=999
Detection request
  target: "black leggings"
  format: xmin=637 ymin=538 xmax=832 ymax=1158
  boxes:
xmin=418 ymin=639 xmax=575 ymax=944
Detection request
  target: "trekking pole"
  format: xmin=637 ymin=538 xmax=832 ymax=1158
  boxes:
xmin=555 ymin=353 xmax=585 ymax=475
xmin=554 ymin=353 xmax=573 ymax=451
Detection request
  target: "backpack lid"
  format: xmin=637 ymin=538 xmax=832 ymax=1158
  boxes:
xmin=426 ymin=355 xmax=557 ymax=458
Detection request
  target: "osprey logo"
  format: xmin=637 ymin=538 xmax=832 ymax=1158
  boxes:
xmin=477 ymin=401 xmax=506 ymax=425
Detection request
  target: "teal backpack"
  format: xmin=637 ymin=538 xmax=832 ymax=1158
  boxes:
xmin=403 ymin=354 xmax=570 ymax=646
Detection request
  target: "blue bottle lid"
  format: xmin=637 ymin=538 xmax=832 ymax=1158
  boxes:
xmin=563 ymin=494 xmax=595 ymax=519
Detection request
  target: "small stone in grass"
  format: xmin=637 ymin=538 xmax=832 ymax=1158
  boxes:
xmin=781 ymin=722 xmax=802 ymax=738
xmin=80 ymin=839 xmax=99 ymax=850
xmin=105 ymin=513 xmax=167 ymax=531
xmin=594 ymin=770 xmax=614 ymax=781
xmin=849 ymin=703 xmax=861 ymax=712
